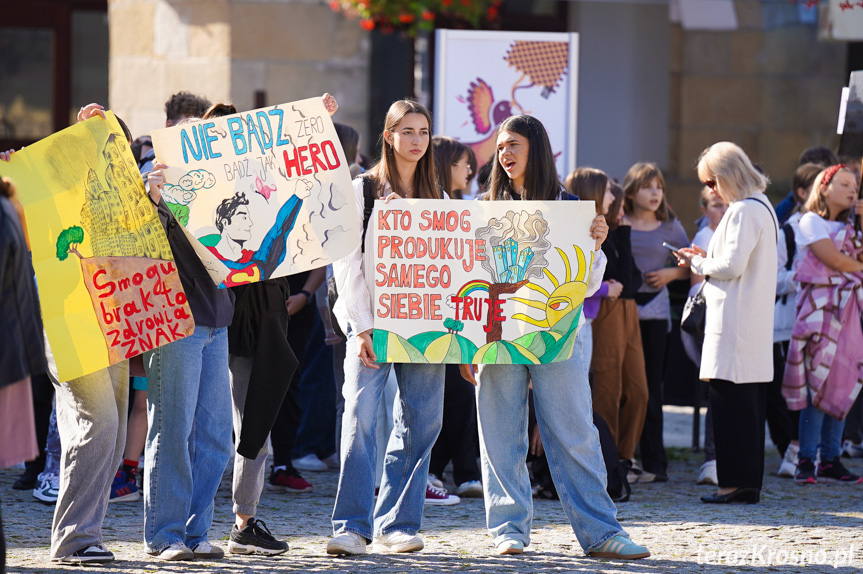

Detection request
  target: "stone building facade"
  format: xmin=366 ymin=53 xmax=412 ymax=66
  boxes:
xmin=108 ymin=0 xmax=371 ymax=146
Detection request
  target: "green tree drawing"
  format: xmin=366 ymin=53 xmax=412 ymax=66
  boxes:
xmin=443 ymin=318 xmax=465 ymax=334
xmin=56 ymin=226 xmax=85 ymax=261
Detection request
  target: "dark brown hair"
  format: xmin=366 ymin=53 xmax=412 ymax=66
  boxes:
xmin=486 ymin=115 xmax=560 ymax=201
xmin=165 ymin=92 xmax=212 ymax=124
xmin=203 ymin=103 xmax=237 ymax=120
xmin=432 ymin=135 xmax=470 ymax=199
xmin=0 ymin=176 xmax=15 ymax=199
xmin=607 ymin=182 xmax=624 ymax=229
xmin=565 ymin=167 xmax=608 ymax=214
xmin=622 ymin=162 xmax=673 ymax=221
xmin=369 ymin=100 xmax=440 ymax=199
xmin=792 ymin=162 xmax=822 ymax=206
xmin=334 ymin=122 xmax=361 ymax=166
xmin=798 ymin=146 xmax=838 ymax=168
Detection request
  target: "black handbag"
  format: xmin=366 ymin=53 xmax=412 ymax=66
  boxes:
xmin=681 ymin=277 xmax=708 ymax=338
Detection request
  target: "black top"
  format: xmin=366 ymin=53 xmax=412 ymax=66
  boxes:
xmin=0 ymin=197 xmax=46 ymax=388
xmin=155 ymin=198 xmax=234 ymax=328
xmin=601 ymin=225 xmax=642 ymax=300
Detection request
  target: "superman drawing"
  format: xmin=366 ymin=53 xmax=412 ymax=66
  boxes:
xmin=204 ymin=190 xmax=303 ymax=287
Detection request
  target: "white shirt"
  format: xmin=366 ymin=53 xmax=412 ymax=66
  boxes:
xmin=797 ymin=211 xmax=844 ymax=257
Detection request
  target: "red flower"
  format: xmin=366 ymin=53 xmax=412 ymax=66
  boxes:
xmin=398 ymin=13 xmax=414 ymax=23
xmin=422 ymin=10 xmax=434 ymax=20
xmin=442 ymin=0 xmax=452 ymax=5
xmin=360 ymin=18 xmax=375 ymax=30
xmin=487 ymin=5 xmax=498 ymax=18
xmin=329 ymin=0 xmax=340 ymax=11
xmin=461 ymin=0 xmax=470 ymax=5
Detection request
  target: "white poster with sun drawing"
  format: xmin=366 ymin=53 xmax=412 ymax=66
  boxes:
xmin=371 ymin=198 xmax=595 ymax=365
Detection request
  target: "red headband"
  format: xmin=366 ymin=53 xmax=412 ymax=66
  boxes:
xmin=821 ymin=163 xmax=846 ymax=188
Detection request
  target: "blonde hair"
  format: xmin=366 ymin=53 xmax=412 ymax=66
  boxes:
xmin=696 ymin=142 xmax=768 ymax=203
xmin=622 ymin=162 xmax=673 ymax=221
xmin=803 ymin=166 xmax=855 ymax=222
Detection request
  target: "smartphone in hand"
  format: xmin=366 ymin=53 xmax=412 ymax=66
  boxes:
xmin=662 ymin=241 xmax=683 ymax=254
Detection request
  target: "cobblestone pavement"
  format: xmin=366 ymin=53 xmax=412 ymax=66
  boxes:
xmin=3 ymin=408 xmax=863 ymax=573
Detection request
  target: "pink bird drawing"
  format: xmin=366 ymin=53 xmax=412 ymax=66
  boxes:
xmin=456 ymin=78 xmax=521 ymax=172
xmin=255 ymin=175 xmax=277 ymax=201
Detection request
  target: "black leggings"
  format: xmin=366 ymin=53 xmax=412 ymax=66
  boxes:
xmin=638 ymin=319 xmax=668 ymax=476
xmin=429 ymin=365 xmax=480 ymax=485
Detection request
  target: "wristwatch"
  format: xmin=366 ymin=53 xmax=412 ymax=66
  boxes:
xmin=298 ymin=289 xmax=312 ymax=302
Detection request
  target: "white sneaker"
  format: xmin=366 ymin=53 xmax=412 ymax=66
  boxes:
xmin=372 ymin=531 xmax=424 ymax=553
xmin=496 ymin=538 xmax=524 ymax=555
xmin=292 ymin=454 xmax=328 ymax=472
xmin=697 ymin=460 xmax=718 ymax=485
xmin=326 ymin=532 xmax=367 ymax=555
xmin=192 ymin=540 xmax=224 ymax=559
xmin=149 ymin=542 xmax=194 ymax=561
xmin=778 ymin=443 xmax=799 ymax=478
xmin=33 ymin=473 xmax=60 ymax=504
xmin=627 ymin=460 xmax=656 ymax=484
xmin=842 ymin=440 xmax=863 ymax=458
xmin=428 ymin=473 xmax=444 ymax=489
xmin=454 ymin=480 xmax=483 ymax=498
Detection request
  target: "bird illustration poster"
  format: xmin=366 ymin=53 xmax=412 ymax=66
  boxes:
xmin=371 ymin=199 xmax=595 ymax=365
xmin=0 ymin=112 xmax=195 ymax=381
xmin=151 ymin=97 xmax=359 ymax=288
xmin=434 ymin=30 xmax=578 ymax=192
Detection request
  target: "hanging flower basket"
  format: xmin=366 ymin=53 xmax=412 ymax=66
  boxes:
xmin=330 ymin=0 xmax=501 ymax=35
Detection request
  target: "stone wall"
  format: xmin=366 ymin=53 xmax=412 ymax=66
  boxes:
xmin=667 ymin=1 xmax=847 ymax=233
xmin=109 ymin=0 xmax=369 ymax=141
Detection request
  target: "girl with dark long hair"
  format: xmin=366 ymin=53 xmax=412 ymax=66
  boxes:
xmin=465 ymin=115 xmax=650 ymax=560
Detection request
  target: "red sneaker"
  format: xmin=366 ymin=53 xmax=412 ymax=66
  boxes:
xmin=267 ymin=467 xmax=313 ymax=493
xmin=424 ymin=483 xmax=460 ymax=506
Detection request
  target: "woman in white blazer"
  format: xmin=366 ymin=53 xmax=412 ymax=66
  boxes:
xmin=676 ymin=142 xmax=778 ymax=504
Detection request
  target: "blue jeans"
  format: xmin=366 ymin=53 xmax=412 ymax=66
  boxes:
xmin=799 ymin=393 xmax=845 ymax=461
xmin=144 ymin=326 xmax=232 ymax=552
xmin=293 ymin=309 xmax=337 ymax=460
xmin=331 ymin=331 xmax=445 ymax=541
xmin=475 ymin=334 xmax=624 ymax=553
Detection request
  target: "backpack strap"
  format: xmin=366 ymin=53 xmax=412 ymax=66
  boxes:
xmin=781 ymin=222 xmax=795 ymax=271
xmin=360 ymin=176 xmax=375 ymax=253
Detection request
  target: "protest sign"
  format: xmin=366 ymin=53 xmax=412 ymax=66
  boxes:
xmin=0 ymin=113 xmax=194 ymax=381
xmin=371 ymin=199 xmax=596 ymax=365
xmin=150 ymin=97 xmax=359 ymax=287
xmin=434 ymin=30 xmax=578 ymax=190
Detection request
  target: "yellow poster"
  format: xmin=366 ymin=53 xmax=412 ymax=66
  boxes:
xmin=0 ymin=113 xmax=194 ymax=381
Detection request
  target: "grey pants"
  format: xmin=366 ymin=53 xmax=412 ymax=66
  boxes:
xmin=51 ymin=362 xmax=129 ymax=559
xmin=229 ymin=355 xmax=270 ymax=516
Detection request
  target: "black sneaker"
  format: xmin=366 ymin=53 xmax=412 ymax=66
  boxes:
xmin=817 ymin=456 xmax=863 ymax=484
xmin=794 ymin=457 xmax=817 ymax=484
xmin=12 ymin=466 xmax=41 ymax=490
xmin=228 ymin=518 xmax=289 ymax=556
xmin=57 ymin=545 xmax=115 ymax=564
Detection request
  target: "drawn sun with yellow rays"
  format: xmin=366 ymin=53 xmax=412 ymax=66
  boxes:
xmin=510 ymin=245 xmax=593 ymax=330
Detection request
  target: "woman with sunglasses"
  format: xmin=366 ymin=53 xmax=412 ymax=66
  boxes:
xmin=676 ymin=142 xmax=778 ymax=504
